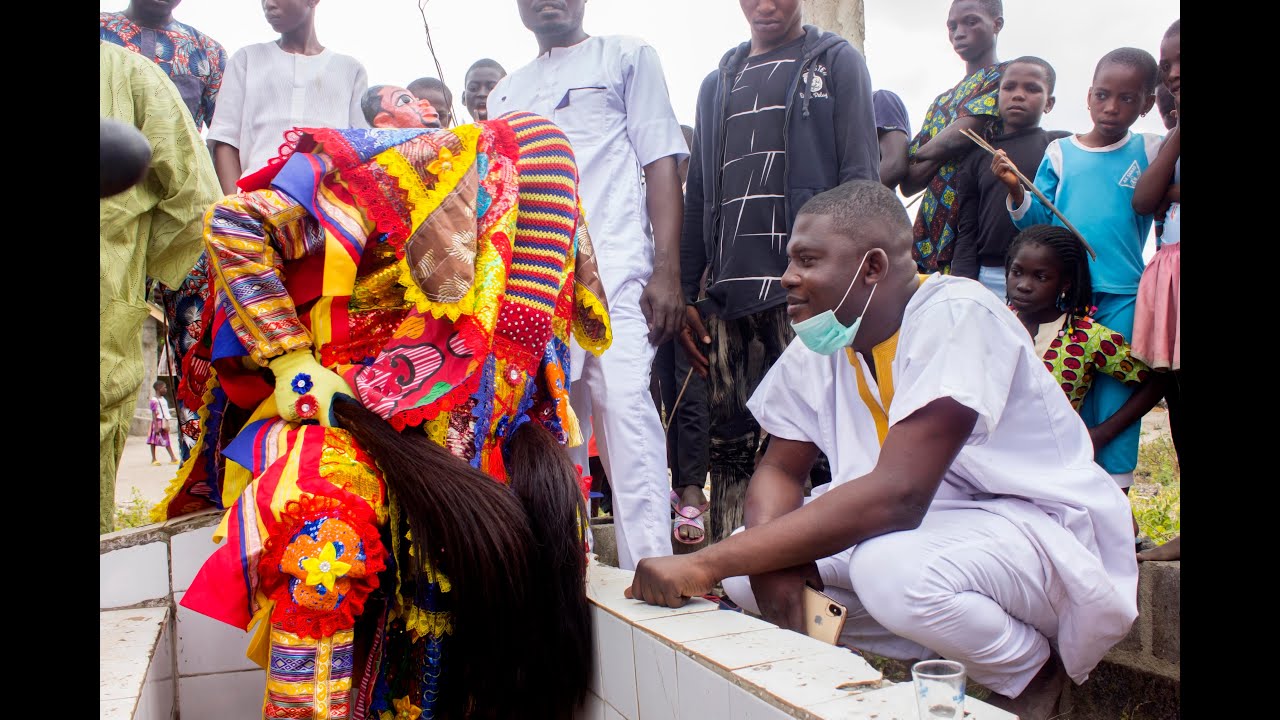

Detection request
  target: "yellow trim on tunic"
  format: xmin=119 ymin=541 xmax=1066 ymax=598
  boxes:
xmin=845 ymin=275 xmax=930 ymax=445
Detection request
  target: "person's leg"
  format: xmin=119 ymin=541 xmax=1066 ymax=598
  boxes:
xmin=1082 ymin=292 xmax=1141 ymax=489
xmin=720 ymin=526 xmax=936 ymax=662
xmin=705 ymin=311 xmax=773 ymax=543
xmin=845 ymin=509 xmax=1060 ymax=700
xmin=671 ymin=338 xmax=710 ymax=541
xmin=588 ymin=279 xmax=674 ymax=569
xmin=100 ymin=401 xmax=133 ymax=533
xmin=1136 ymin=534 xmax=1180 ymax=561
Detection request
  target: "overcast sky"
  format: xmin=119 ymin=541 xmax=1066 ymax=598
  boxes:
xmin=104 ymin=0 xmax=1178 ymax=131
xmin=102 ymin=0 xmax=1178 ymax=253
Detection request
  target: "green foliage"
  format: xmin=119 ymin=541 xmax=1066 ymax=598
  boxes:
xmin=1132 ymin=485 xmax=1179 ymax=545
xmin=115 ymin=488 xmax=157 ymax=530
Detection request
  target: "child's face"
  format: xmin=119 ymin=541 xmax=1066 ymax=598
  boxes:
xmin=1006 ymin=243 xmax=1067 ymax=315
xmin=156 ymin=383 xmax=168 ymax=396
xmin=463 ymin=67 xmax=505 ymax=121
xmin=1159 ymin=32 xmax=1180 ymax=106
xmin=998 ymin=63 xmax=1055 ymax=131
xmin=1086 ymin=63 xmax=1155 ymax=143
xmin=947 ymin=0 xmax=1002 ymax=63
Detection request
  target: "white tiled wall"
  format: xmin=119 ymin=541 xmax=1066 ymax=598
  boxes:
xmin=170 ymin=521 xmax=219 ymax=593
xmin=174 ymin=590 xmax=259 ymax=675
xmin=584 ymin=562 xmax=1019 ymax=720
xmin=101 ymin=607 xmax=170 ymax=720
xmin=179 ymin=668 xmax=267 ymax=720
xmin=102 ymin=525 xmax=1018 ymax=720
xmin=100 ymin=542 xmax=170 ymax=609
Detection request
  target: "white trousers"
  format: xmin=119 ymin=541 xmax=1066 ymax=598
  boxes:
xmin=722 ymin=508 xmax=1059 ymax=697
xmin=568 ymin=279 xmax=672 ymax=570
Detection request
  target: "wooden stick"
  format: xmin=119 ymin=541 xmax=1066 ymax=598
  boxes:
xmin=663 ymin=367 xmax=695 ymax=434
xmin=960 ymin=128 xmax=1097 ymax=260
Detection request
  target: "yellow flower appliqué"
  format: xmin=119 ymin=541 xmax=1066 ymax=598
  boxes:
xmin=380 ymin=695 xmax=423 ymax=720
xmin=300 ymin=542 xmax=352 ymax=592
xmin=427 ymin=146 xmax=455 ymax=176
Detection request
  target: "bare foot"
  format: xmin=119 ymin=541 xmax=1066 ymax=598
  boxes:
xmin=675 ymin=485 xmax=708 ymax=543
xmin=986 ymin=656 xmax=1067 ymax=720
xmin=1137 ymin=535 xmax=1179 ymax=562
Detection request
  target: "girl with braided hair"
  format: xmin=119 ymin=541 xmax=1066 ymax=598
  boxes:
xmin=1005 ymin=224 xmax=1168 ymax=495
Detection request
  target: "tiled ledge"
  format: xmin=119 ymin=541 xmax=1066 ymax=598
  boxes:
xmin=583 ymin=561 xmax=1016 ymax=720
xmin=101 ymin=607 xmax=173 ymax=720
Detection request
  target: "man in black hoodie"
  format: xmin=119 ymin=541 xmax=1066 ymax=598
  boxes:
xmin=679 ymin=0 xmax=879 ymax=543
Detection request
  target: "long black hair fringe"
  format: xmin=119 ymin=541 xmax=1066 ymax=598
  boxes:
xmin=504 ymin=421 xmax=594 ymax=718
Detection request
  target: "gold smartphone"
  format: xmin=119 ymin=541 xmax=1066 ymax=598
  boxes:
xmin=802 ymin=586 xmax=847 ymax=645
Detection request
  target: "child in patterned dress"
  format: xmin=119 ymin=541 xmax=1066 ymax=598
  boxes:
xmin=1004 ymin=225 xmax=1168 ymax=494
xmin=147 ymin=380 xmax=179 ymax=465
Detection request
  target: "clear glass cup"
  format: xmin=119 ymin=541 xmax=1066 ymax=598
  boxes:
xmin=912 ymin=659 xmax=967 ymax=719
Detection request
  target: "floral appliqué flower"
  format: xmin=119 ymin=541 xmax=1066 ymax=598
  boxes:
xmin=291 ymin=372 xmax=314 ymax=394
xmin=427 ymin=146 xmax=456 ymax=176
xmin=295 ymin=394 xmax=319 ymax=419
xmin=301 ymin=541 xmax=352 ymax=592
xmin=380 ymin=695 xmax=422 ymax=720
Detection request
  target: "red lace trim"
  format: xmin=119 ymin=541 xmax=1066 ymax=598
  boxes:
xmin=259 ymin=495 xmax=386 ymax=640
xmin=307 ymin=128 xmax=414 ymax=257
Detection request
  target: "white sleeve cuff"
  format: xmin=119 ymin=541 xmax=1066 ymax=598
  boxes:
xmin=1007 ymin=191 xmax=1032 ymax=221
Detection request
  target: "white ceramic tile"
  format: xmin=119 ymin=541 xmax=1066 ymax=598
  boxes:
xmin=101 ymin=698 xmax=136 ymax=720
xmin=595 ymin=605 xmax=639 ymax=720
xmin=604 ymin=703 xmax=626 ymax=720
xmin=101 ymin=608 xmax=169 ymax=702
xmin=675 ymin=654 xmax=731 ymax=720
xmin=684 ymin=627 xmax=857 ymax=671
xmin=733 ymin=654 xmax=884 ymax=710
xmin=179 ymin=669 xmax=267 ymax=720
xmin=576 ymin=691 xmax=606 ymax=720
xmin=638 ymin=609 xmax=775 ymax=644
xmin=174 ymin=591 xmax=258 ymax=675
xmin=170 ymin=523 xmax=219 ymax=593
xmin=633 ymin=627 xmax=679 ymax=720
xmin=806 ymin=681 xmax=1017 ymax=720
xmin=587 ymin=563 xmax=721 ymax=623
xmin=137 ymin=621 xmax=175 ymax=720
xmin=590 ymin=606 xmax=607 ymax=697
xmin=101 ymin=542 xmax=170 ymax=608
xmin=728 ymin=688 xmax=794 ymax=720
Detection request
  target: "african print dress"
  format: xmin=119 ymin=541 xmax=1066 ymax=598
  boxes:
xmin=908 ymin=62 xmax=1007 ymax=274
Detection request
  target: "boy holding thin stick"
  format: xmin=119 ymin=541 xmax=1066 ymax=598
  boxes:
xmin=992 ymin=47 xmax=1163 ymax=493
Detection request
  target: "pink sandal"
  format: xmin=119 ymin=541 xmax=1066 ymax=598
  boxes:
xmin=670 ymin=490 xmax=710 ymax=545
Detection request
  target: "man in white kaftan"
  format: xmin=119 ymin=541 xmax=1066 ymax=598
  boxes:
xmin=625 ymin=180 xmax=1138 ymax=719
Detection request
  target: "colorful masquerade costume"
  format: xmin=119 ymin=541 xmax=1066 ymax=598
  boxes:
xmin=170 ymin=113 xmax=611 ymax=719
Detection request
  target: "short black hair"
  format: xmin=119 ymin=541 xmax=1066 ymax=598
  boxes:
xmin=952 ymin=0 xmax=1002 ymax=19
xmin=408 ymin=77 xmax=453 ymax=105
xmin=361 ymin=85 xmax=389 ymax=125
xmin=1008 ymin=55 xmax=1056 ymax=93
xmin=797 ymin=180 xmax=912 ymax=247
xmin=1165 ymin=19 xmax=1180 ymax=39
xmin=1094 ymin=47 xmax=1160 ymax=94
xmin=465 ymin=58 xmax=506 ymax=79
xmin=1006 ymin=224 xmax=1094 ymax=328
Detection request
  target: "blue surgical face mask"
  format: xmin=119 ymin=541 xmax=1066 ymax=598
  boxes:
xmin=790 ymin=252 xmax=877 ymax=355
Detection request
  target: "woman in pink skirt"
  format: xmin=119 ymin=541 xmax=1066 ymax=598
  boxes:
xmin=1131 ymin=18 xmax=1179 ymax=562
xmin=147 ymin=380 xmax=179 ymax=465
